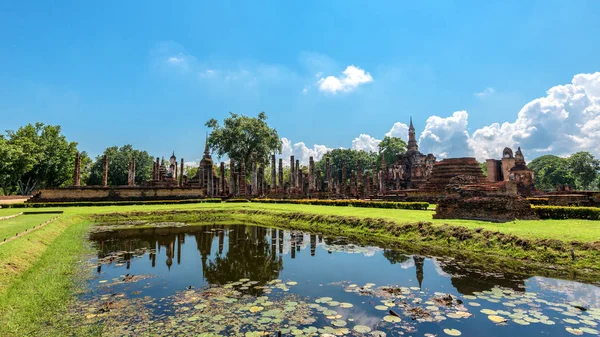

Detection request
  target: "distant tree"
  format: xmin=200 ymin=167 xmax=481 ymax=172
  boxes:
xmin=87 ymin=145 xmax=154 ymax=186
xmin=529 ymin=155 xmax=575 ymax=191
xmin=567 ymin=151 xmax=600 ymax=190
xmin=315 ymin=149 xmax=377 ymax=182
xmin=185 ymin=166 xmax=198 ymax=179
xmin=377 ymin=136 xmax=406 ymax=168
xmin=383 ymin=249 xmax=410 ymax=265
xmin=205 ymin=112 xmax=282 ymax=169
xmin=0 ymin=123 xmax=79 ymax=195
xmin=479 ymin=162 xmax=488 ymax=177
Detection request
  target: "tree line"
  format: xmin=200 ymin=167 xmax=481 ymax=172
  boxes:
xmin=2 ymin=116 xmax=599 ymax=195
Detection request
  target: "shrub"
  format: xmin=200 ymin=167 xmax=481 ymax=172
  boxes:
xmin=527 ymin=197 xmax=549 ymax=206
xmin=250 ymin=198 xmax=429 ymax=210
xmin=224 ymin=198 xmax=251 ymax=203
xmin=533 ymin=205 xmax=600 ymax=220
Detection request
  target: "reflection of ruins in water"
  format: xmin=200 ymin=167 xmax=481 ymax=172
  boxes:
xmin=92 ymin=225 xmax=528 ymax=295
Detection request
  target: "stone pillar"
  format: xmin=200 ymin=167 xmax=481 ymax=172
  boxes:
xmin=156 ymin=157 xmax=161 ymax=181
xmin=73 ymin=152 xmax=81 ymax=187
xmin=102 ymin=154 xmax=109 ymax=187
xmin=486 ymin=159 xmax=499 ymax=182
xmin=316 ymin=169 xmax=322 ymax=192
xmin=326 ymin=158 xmax=332 ymax=194
xmin=295 ymin=160 xmax=300 ymax=189
xmin=220 ymin=162 xmax=225 ymax=195
xmin=309 ymin=157 xmax=315 ymax=193
xmin=349 ymin=171 xmax=356 ymax=197
xmin=239 ymin=161 xmax=246 ymax=196
xmin=341 ymin=160 xmax=347 ymax=197
xmin=278 ymin=159 xmax=284 ymax=194
xmin=364 ymin=173 xmax=371 ymax=198
xmin=251 ymin=155 xmax=258 ymax=196
xmin=357 ymin=162 xmax=363 ymax=198
xmin=271 ymin=155 xmax=276 ymax=194
xmin=258 ymin=166 xmax=264 ymax=196
xmin=127 ymin=157 xmax=135 ymax=186
xmin=208 ymin=165 xmax=213 ymax=197
xmin=180 ymin=158 xmax=185 ymax=187
xmin=371 ymin=163 xmax=377 ymax=195
xmin=380 ymin=155 xmax=386 ymax=195
xmin=230 ymin=159 xmax=236 ymax=196
xmin=290 ymin=156 xmax=295 ymax=192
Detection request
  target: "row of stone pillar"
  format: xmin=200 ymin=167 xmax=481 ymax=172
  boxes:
xmin=72 ymin=152 xmax=135 ymax=187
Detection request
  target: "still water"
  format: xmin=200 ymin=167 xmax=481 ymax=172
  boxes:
xmin=81 ymin=224 xmax=600 ymax=336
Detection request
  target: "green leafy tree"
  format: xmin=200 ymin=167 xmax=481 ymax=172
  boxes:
xmin=377 ymin=136 xmax=406 ymax=168
xmin=205 ymin=112 xmax=282 ymax=169
xmin=479 ymin=162 xmax=488 ymax=177
xmin=87 ymin=145 xmax=154 ymax=186
xmin=529 ymin=155 xmax=575 ymax=191
xmin=567 ymin=151 xmax=600 ymax=190
xmin=315 ymin=149 xmax=377 ymax=183
xmin=1 ymin=123 xmax=79 ymax=195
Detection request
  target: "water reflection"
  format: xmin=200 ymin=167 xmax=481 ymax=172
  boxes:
xmin=92 ymin=224 xmax=531 ymax=297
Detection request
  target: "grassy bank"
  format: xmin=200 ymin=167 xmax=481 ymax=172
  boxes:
xmin=1 ymin=201 xmax=600 ymax=336
xmin=0 ymin=213 xmax=59 ymax=242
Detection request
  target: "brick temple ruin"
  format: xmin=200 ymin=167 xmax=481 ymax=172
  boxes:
xmin=30 ymin=118 xmax=598 ymax=213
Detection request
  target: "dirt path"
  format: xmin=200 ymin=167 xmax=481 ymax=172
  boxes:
xmin=0 ymin=215 xmax=61 ymax=246
xmin=0 ymin=213 xmax=23 ymax=221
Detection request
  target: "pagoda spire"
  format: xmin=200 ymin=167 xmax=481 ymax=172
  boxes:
xmin=204 ymin=132 xmax=210 ymax=156
xmin=407 ymin=116 xmax=418 ymax=152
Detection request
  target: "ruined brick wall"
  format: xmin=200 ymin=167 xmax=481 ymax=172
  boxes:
xmin=32 ymin=187 xmax=207 ymax=202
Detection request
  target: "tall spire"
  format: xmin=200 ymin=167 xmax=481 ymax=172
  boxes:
xmin=204 ymin=132 xmax=210 ymax=156
xmin=407 ymin=116 xmax=418 ymax=152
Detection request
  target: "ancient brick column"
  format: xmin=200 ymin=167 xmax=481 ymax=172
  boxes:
xmin=180 ymin=158 xmax=185 ymax=187
xmin=309 ymin=157 xmax=315 ymax=193
xmin=278 ymin=159 xmax=284 ymax=194
xmin=102 ymin=154 xmax=108 ymax=187
xmin=380 ymin=155 xmax=386 ymax=195
xmin=229 ymin=159 xmax=236 ymax=196
xmin=156 ymin=157 xmax=161 ymax=181
xmin=208 ymin=165 xmax=213 ymax=197
xmin=271 ymin=155 xmax=276 ymax=194
xmin=349 ymin=171 xmax=356 ymax=197
xmin=326 ymin=158 xmax=332 ymax=193
xmin=316 ymin=169 xmax=322 ymax=192
xmin=73 ymin=152 xmax=81 ymax=187
xmin=220 ymin=162 xmax=225 ymax=195
xmin=127 ymin=157 xmax=135 ymax=186
xmin=239 ymin=161 xmax=246 ymax=196
xmin=341 ymin=160 xmax=347 ymax=197
xmin=364 ymin=173 xmax=371 ymax=198
xmin=290 ymin=156 xmax=295 ymax=191
xmin=296 ymin=159 xmax=300 ymax=189
xmin=371 ymin=163 xmax=377 ymax=195
xmin=251 ymin=155 xmax=257 ymax=196
xmin=357 ymin=162 xmax=363 ymax=198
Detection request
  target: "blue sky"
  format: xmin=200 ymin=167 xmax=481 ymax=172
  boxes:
xmin=1 ymin=1 xmax=600 ymax=164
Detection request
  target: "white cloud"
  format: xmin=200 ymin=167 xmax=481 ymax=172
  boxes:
xmin=279 ymin=138 xmax=331 ymax=166
xmin=301 ymin=87 xmax=308 ymax=95
xmin=475 ymin=87 xmax=496 ymax=98
xmin=468 ymin=71 xmax=600 ymax=160
xmin=385 ymin=122 xmax=409 ymax=139
xmin=419 ymin=111 xmax=471 ymax=159
xmin=317 ymin=65 xmax=373 ymax=94
xmin=351 ymin=134 xmax=381 ymax=152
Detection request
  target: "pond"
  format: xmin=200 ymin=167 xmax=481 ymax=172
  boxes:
xmin=79 ymin=223 xmax=600 ymax=336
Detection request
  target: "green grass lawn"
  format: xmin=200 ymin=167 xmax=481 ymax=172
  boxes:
xmin=0 ymin=213 xmax=58 ymax=242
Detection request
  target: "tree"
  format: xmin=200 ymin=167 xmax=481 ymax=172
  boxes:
xmin=87 ymin=145 xmax=154 ymax=186
xmin=1 ymin=123 xmax=79 ymax=195
xmin=377 ymin=136 xmax=406 ymax=168
xmin=479 ymin=162 xmax=488 ymax=177
xmin=315 ymin=149 xmax=377 ymax=182
xmin=529 ymin=155 xmax=575 ymax=191
xmin=567 ymin=152 xmax=600 ymax=190
xmin=206 ymin=112 xmax=282 ymax=169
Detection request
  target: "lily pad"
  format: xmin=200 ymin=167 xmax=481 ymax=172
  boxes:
xmin=488 ymin=315 xmax=507 ymax=323
xmin=383 ymin=315 xmax=401 ymax=323
xmin=353 ymin=325 xmax=372 ymax=333
xmin=443 ymin=328 xmax=462 ymax=336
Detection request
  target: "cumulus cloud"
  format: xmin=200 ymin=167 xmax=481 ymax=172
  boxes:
xmin=385 ymin=122 xmax=409 ymax=139
xmin=468 ymin=71 xmax=600 ymax=160
xmin=279 ymin=137 xmax=331 ymax=165
xmin=419 ymin=111 xmax=471 ymax=159
xmin=317 ymin=65 xmax=373 ymax=94
xmin=351 ymin=134 xmax=381 ymax=152
xmin=474 ymin=87 xmax=496 ymax=98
